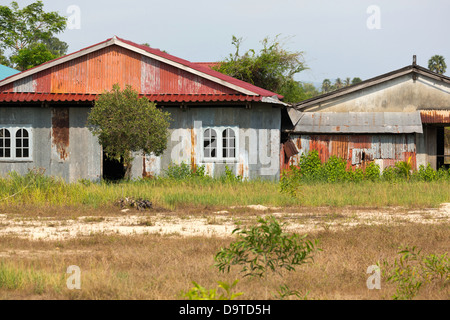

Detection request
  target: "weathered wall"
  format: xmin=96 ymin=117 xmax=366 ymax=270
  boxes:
xmin=303 ymin=74 xmax=450 ymax=113
xmin=1 ymin=103 xmax=280 ymax=181
xmin=132 ymin=103 xmax=281 ymax=181
xmin=0 ymin=106 xmax=101 ymax=182
xmin=283 ymin=134 xmax=417 ymax=172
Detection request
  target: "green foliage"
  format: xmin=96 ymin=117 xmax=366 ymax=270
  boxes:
xmin=321 ymin=77 xmax=363 ymax=93
xmin=394 ymin=157 xmax=412 ymax=181
xmin=428 ymin=55 xmax=447 ymax=75
xmin=181 ymin=280 xmax=243 ymax=300
xmin=380 ymin=246 xmax=449 ymax=300
xmin=10 ymin=42 xmax=56 ymax=71
xmin=280 ymin=151 xmax=450 ymax=197
xmin=87 ymin=84 xmax=171 ymax=178
xmin=323 ymin=155 xmax=348 ymax=182
xmin=164 ymin=162 xmax=207 ymax=180
xmin=0 ymin=1 xmax=67 ymax=70
xmin=214 ymin=215 xmax=319 ymax=278
xmin=220 ymin=165 xmax=243 ymax=183
xmin=275 ymin=284 xmax=309 ymax=300
xmin=213 ymin=35 xmax=307 ymax=102
xmin=365 ymin=161 xmax=381 ymax=181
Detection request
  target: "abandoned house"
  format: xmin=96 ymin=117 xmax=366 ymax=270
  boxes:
xmin=282 ymin=56 xmax=450 ymax=172
xmin=1 ymin=36 xmax=449 ymax=182
xmin=0 ymin=36 xmax=286 ymax=182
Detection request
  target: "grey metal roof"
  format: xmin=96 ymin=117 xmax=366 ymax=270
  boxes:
xmin=291 ymin=111 xmax=423 ymax=134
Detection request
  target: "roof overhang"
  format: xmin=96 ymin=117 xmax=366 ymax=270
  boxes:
xmin=288 ymin=111 xmax=423 ymax=134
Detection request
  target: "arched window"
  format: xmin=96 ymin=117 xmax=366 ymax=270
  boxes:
xmin=15 ymin=129 xmax=30 ymax=158
xmin=0 ymin=128 xmax=11 ymax=158
xmin=222 ymin=128 xmax=235 ymax=158
xmin=203 ymin=128 xmax=217 ymax=158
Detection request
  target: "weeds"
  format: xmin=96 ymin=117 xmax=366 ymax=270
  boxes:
xmin=380 ymin=246 xmax=449 ymax=300
xmin=280 ymin=150 xmax=450 ymax=197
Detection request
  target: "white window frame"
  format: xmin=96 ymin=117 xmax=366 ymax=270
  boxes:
xmin=201 ymin=126 xmax=239 ymax=163
xmin=0 ymin=125 xmax=33 ymax=162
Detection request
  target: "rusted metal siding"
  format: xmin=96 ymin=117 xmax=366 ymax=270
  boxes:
xmin=282 ymin=134 xmax=417 ymax=171
xmin=420 ymin=110 xmax=450 ymax=123
xmin=0 ymin=45 xmax=239 ymax=96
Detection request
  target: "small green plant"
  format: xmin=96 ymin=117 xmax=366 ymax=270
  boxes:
xmin=220 ymin=165 xmax=243 ymax=183
xmin=164 ymin=162 xmax=207 ymax=180
xmin=214 ymin=215 xmax=319 ymax=298
xmin=181 ymin=280 xmax=243 ymax=300
xmin=364 ymin=162 xmax=381 ymax=181
xmin=380 ymin=246 xmax=449 ymax=300
xmin=394 ymin=157 xmax=413 ymax=181
xmin=275 ymin=284 xmax=309 ymax=300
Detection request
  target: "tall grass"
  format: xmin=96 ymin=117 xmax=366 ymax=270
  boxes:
xmin=1 ymin=166 xmax=450 ymax=211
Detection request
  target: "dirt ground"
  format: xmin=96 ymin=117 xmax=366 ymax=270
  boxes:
xmin=0 ymin=203 xmax=448 ymax=241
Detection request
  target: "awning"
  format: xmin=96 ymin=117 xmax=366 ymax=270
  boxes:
xmin=290 ymin=111 xmax=423 ymax=134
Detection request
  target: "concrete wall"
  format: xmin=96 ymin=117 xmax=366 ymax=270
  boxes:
xmin=132 ymin=103 xmax=281 ymax=181
xmin=303 ymin=74 xmax=450 ymax=113
xmin=0 ymin=105 xmax=101 ymax=182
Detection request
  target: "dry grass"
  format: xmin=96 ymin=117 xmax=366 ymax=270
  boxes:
xmin=0 ymin=207 xmax=448 ymax=300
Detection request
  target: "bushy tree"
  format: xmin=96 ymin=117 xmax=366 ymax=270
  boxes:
xmin=0 ymin=1 xmax=67 ymax=70
xmin=213 ymin=35 xmax=307 ymax=103
xmin=87 ymin=84 xmax=171 ymax=179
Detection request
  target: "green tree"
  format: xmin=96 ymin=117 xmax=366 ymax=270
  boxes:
xmin=87 ymin=84 xmax=172 ymax=179
xmin=321 ymin=79 xmax=332 ymax=93
xmin=344 ymin=77 xmax=351 ymax=86
xmin=278 ymin=79 xmax=319 ymax=102
xmin=10 ymin=43 xmax=56 ymax=71
xmin=0 ymin=1 xmax=67 ymax=70
xmin=428 ymin=55 xmax=447 ymax=75
xmin=351 ymin=77 xmax=362 ymax=85
xmin=334 ymin=77 xmax=343 ymax=89
xmin=42 ymin=36 xmax=69 ymax=57
xmin=213 ymin=35 xmax=307 ymax=103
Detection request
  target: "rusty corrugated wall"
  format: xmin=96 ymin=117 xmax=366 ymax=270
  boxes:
xmin=420 ymin=110 xmax=450 ymax=123
xmin=281 ymin=134 xmax=417 ymax=171
xmin=0 ymin=45 xmax=237 ymax=96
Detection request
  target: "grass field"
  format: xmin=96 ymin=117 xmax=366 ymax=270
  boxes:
xmin=0 ymin=172 xmax=448 ymax=300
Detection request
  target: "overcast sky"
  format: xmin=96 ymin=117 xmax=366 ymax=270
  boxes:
xmin=11 ymin=0 xmax=450 ymax=87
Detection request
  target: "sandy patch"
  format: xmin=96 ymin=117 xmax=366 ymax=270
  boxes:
xmin=0 ymin=204 xmax=448 ymax=241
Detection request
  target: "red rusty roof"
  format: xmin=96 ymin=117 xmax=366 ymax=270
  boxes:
xmin=0 ymin=36 xmax=284 ymax=102
xmin=0 ymin=92 xmax=264 ymax=103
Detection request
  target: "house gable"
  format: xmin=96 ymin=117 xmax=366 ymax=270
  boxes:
xmin=0 ymin=36 xmax=283 ymax=103
xmin=295 ymin=65 xmax=450 ymax=113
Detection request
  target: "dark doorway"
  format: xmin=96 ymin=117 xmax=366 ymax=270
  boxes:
xmin=436 ymin=126 xmax=450 ymax=169
xmin=102 ymin=152 xmax=126 ymax=181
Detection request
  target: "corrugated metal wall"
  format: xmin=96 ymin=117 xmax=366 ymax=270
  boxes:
xmin=2 ymin=45 xmax=238 ymax=95
xmin=281 ymin=134 xmax=417 ymax=171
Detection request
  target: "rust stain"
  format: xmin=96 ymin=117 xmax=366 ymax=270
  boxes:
xmin=51 ymin=107 xmax=69 ymax=160
xmin=238 ymin=162 xmax=244 ymax=177
xmin=190 ymin=127 xmax=196 ymax=172
xmin=142 ymin=156 xmax=153 ymax=179
xmin=420 ymin=110 xmax=450 ymax=123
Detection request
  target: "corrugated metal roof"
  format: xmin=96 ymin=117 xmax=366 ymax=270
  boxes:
xmin=0 ymin=92 xmax=263 ymax=103
xmin=420 ymin=110 xmax=450 ymax=123
xmin=0 ymin=65 xmax=19 ymax=81
xmin=0 ymin=36 xmax=284 ymax=102
xmin=292 ymin=112 xmax=423 ymax=134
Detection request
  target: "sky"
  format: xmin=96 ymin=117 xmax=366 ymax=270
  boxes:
xmin=9 ymin=0 xmax=450 ymax=87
